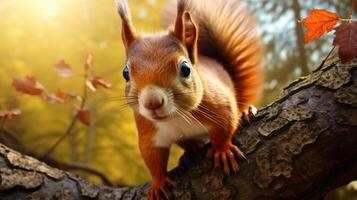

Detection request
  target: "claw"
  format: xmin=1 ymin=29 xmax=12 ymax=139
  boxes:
xmin=165 ymin=178 xmax=177 ymax=187
xmin=160 ymin=187 xmax=170 ymax=199
xmin=221 ymin=152 xmax=229 ymax=174
xmin=231 ymin=144 xmax=246 ymax=160
xmin=154 ymin=190 xmax=159 ymax=200
xmin=214 ymin=152 xmax=220 ymax=168
xmin=227 ymin=151 xmax=240 ymax=172
xmin=147 ymin=177 xmax=176 ymax=200
xmin=208 ymin=143 xmax=245 ymax=174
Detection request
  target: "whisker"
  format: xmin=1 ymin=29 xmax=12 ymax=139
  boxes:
xmin=176 ymin=102 xmax=227 ymax=130
xmin=176 ymin=108 xmax=191 ymax=125
xmin=182 ymin=109 xmax=207 ymax=130
xmin=194 ymin=109 xmax=225 ymax=129
xmin=197 ymin=105 xmax=229 ymax=123
xmin=180 ymin=108 xmax=195 ymax=125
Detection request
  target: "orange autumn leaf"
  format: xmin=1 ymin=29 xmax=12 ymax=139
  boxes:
xmin=77 ymin=109 xmax=91 ymax=126
xmin=56 ymin=89 xmax=68 ymax=100
xmin=65 ymin=91 xmax=79 ymax=99
xmin=301 ymin=9 xmax=340 ymax=43
xmin=86 ymin=79 xmax=97 ymax=92
xmin=86 ymin=77 xmax=112 ymax=92
xmin=12 ymin=76 xmax=45 ymax=96
xmin=44 ymin=90 xmax=68 ymax=103
xmin=58 ymin=90 xmax=81 ymax=101
xmin=54 ymin=60 xmax=75 ymax=77
xmin=43 ymin=94 xmax=65 ymax=104
xmin=90 ymin=76 xmax=112 ymax=89
xmin=0 ymin=109 xmax=21 ymax=120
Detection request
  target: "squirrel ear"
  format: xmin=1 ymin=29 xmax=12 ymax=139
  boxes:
xmin=115 ymin=0 xmax=137 ymax=52
xmin=173 ymin=2 xmax=198 ymax=64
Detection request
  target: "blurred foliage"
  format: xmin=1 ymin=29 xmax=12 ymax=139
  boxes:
xmin=0 ymin=0 xmax=176 ymax=186
xmin=326 ymin=181 xmax=357 ymax=200
xmin=248 ymin=0 xmax=352 ymax=106
xmin=0 ymin=0 xmax=355 ymax=198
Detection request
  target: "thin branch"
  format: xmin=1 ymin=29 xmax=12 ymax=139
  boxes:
xmin=1 ymin=128 xmax=20 ymax=143
xmin=340 ymin=18 xmax=357 ymax=22
xmin=314 ymin=45 xmax=336 ymax=72
xmin=41 ymin=64 xmax=90 ymax=160
xmin=85 ymin=110 xmax=96 ymax=165
xmin=350 ymin=0 xmax=355 ymax=19
xmin=40 ymin=117 xmax=78 ymax=160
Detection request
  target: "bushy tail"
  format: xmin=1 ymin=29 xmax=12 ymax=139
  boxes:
xmin=164 ymin=0 xmax=264 ymax=111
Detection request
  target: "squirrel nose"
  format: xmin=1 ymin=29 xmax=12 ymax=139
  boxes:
xmin=144 ymin=98 xmax=164 ymax=110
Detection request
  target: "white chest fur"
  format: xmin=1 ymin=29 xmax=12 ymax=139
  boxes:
xmin=153 ymin=116 xmax=210 ymax=147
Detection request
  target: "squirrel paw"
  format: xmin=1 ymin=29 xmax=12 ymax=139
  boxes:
xmin=241 ymin=105 xmax=258 ymax=126
xmin=148 ymin=177 xmax=176 ymax=200
xmin=207 ymin=143 xmax=246 ymax=174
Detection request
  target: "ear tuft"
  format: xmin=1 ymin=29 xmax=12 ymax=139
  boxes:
xmin=177 ymin=0 xmax=187 ymax=16
xmin=115 ymin=0 xmax=137 ymax=52
xmin=173 ymin=1 xmax=198 ymax=64
xmin=115 ymin=0 xmax=131 ymax=22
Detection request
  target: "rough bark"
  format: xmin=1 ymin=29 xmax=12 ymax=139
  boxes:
xmin=0 ymin=57 xmax=356 ymax=200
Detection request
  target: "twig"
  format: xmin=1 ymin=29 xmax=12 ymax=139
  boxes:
xmin=340 ymin=18 xmax=357 ymax=22
xmin=85 ymin=112 xmax=96 ymax=165
xmin=41 ymin=62 xmax=90 ymax=160
xmin=350 ymin=0 xmax=355 ymax=19
xmin=1 ymin=128 xmax=20 ymax=143
xmin=314 ymin=46 xmax=336 ymax=72
xmin=41 ymin=116 xmax=78 ymax=160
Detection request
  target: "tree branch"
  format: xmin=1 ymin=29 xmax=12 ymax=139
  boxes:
xmin=0 ymin=57 xmax=356 ymax=199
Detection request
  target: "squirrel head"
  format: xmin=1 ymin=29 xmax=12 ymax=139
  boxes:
xmin=116 ymin=0 xmax=202 ymax=122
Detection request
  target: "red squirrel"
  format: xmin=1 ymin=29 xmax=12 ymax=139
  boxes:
xmin=115 ymin=0 xmax=263 ymax=199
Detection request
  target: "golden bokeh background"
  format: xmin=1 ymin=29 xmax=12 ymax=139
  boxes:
xmin=0 ymin=0 xmax=178 ymax=185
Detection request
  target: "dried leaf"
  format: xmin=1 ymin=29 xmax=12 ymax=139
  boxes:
xmin=56 ymin=90 xmax=68 ymax=100
xmin=301 ymin=9 xmax=340 ymax=43
xmin=0 ymin=109 xmax=21 ymax=120
xmin=90 ymin=76 xmax=112 ymax=89
xmin=43 ymin=94 xmax=64 ymax=104
xmin=45 ymin=90 xmax=81 ymax=103
xmin=66 ymin=92 xmax=82 ymax=101
xmin=85 ymin=54 xmax=94 ymax=71
xmin=66 ymin=91 xmax=78 ymax=98
xmin=333 ymin=22 xmax=357 ymax=63
xmin=12 ymin=76 xmax=45 ymax=96
xmin=77 ymin=109 xmax=91 ymax=126
xmin=44 ymin=90 xmax=70 ymax=103
xmin=54 ymin=60 xmax=75 ymax=77
xmin=86 ymin=80 xmax=96 ymax=92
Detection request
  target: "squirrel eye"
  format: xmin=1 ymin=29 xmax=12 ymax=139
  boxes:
xmin=123 ymin=65 xmax=130 ymax=81
xmin=180 ymin=61 xmax=191 ymax=78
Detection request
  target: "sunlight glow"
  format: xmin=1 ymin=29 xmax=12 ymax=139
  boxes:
xmin=41 ymin=0 xmax=59 ymax=18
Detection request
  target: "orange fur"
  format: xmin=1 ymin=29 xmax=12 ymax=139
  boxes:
xmin=116 ymin=0 xmax=263 ymax=199
xmin=164 ymin=0 xmax=264 ymax=111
